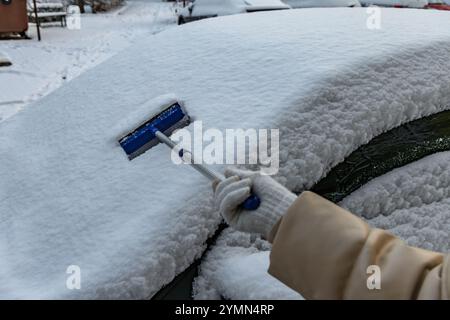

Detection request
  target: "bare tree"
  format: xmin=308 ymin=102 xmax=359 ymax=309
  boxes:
xmin=78 ymin=0 xmax=85 ymax=13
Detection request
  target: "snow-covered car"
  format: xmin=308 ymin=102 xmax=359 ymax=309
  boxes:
xmin=284 ymin=0 xmax=361 ymax=8
xmin=2 ymin=7 xmax=450 ymax=300
xmin=426 ymin=0 xmax=450 ymax=10
xmin=360 ymin=0 xmax=428 ymax=8
xmin=177 ymin=0 xmax=291 ymax=24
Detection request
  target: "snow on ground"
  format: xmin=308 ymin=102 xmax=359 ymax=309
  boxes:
xmin=0 ymin=0 xmax=176 ymax=122
xmin=1 ymin=8 xmax=450 ymax=299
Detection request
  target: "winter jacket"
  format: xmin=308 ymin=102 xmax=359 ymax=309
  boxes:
xmin=267 ymin=191 xmax=450 ymax=299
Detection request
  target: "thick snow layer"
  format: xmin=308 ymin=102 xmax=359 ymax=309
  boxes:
xmin=341 ymin=151 xmax=450 ymax=252
xmin=2 ymin=8 xmax=450 ymax=299
xmin=193 ymin=229 xmax=302 ymax=300
xmin=245 ymin=0 xmax=291 ymax=9
xmin=191 ymin=0 xmax=289 ymax=16
xmin=192 ymin=0 xmax=248 ymax=16
xmin=31 ymin=1 xmax=65 ymax=10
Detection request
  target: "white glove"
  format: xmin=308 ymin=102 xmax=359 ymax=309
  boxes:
xmin=213 ymin=167 xmax=297 ymax=239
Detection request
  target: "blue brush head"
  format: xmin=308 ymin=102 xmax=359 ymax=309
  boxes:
xmin=118 ymin=102 xmax=190 ymax=160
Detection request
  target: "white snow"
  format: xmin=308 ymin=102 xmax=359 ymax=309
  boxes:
xmin=0 ymin=0 xmax=176 ymax=123
xmin=190 ymin=0 xmax=248 ymax=16
xmin=0 ymin=52 xmax=11 ymax=66
xmin=190 ymin=0 xmax=289 ymax=16
xmin=1 ymin=8 xmax=450 ymax=299
xmin=341 ymin=151 xmax=450 ymax=253
xmin=193 ymin=229 xmax=303 ymax=300
xmin=245 ymin=0 xmax=291 ymax=10
xmin=31 ymin=2 xmax=65 ymax=10
xmin=285 ymin=0 xmax=361 ymax=8
xmin=111 ymin=93 xmax=180 ymax=141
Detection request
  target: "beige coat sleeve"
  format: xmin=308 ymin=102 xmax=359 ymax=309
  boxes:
xmin=267 ymin=191 xmax=450 ymax=300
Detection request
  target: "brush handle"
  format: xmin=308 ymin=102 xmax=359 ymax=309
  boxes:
xmin=178 ymin=148 xmax=260 ymax=210
xmin=187 ymin=152 xmax=261 ymax=211
xmin=153 ymin=129 xmax=261 ymax=210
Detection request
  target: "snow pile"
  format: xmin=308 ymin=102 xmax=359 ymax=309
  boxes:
xmin=30 ymin=2 xmax=65 ymax=11
xmin=193 ymin=229 xmax=302 ymax=300
xmin=276 ymin=39 xmax=450 ymax=191
xmin=367 ymin=200 xmax=450 ymax=252
xmin=341 ymin=151 xmax=450 ymax=252
xmin=192 ymin=0 xmax=248 ymax=16
xmin=110 ymin=93 xmax=180 ymax=141
xmin=1 ymin=8 xmax=450 ymax=299
xmin=246 ymin=0 xmax=291 ymax=10
xmin=191 ymin=0 xmax=289 ymax=16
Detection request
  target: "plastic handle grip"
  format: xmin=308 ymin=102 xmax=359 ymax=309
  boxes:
xmin=242 ymin=194 xmax=261 ymax=210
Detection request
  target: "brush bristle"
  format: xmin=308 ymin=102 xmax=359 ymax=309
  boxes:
xmin=118 ymin=102 xmax=190 ymax=160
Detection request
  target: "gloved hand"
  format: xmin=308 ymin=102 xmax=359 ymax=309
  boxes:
xmin=213 ymin=167 xmax=297 ymax=239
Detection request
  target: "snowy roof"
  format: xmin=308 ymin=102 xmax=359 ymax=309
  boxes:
xmin=1 ymin=8 xmax=450 ymax=299
xmin=191 ymin=0 xmax=290 ymax=16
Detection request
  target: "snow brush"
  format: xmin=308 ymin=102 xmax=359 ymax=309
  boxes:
xmin=118 ymin=101 xmax=261 ymax=210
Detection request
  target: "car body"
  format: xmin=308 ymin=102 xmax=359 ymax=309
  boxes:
xmin=426 ymin=0 xmax=450 ymax=10
xmin=284 ymin=0 xmax=361 ymax=8
xmin=177 ymin=0 xmax=291 ymax=25
xmin=359 ymin=0 xmax=428 ymax=8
